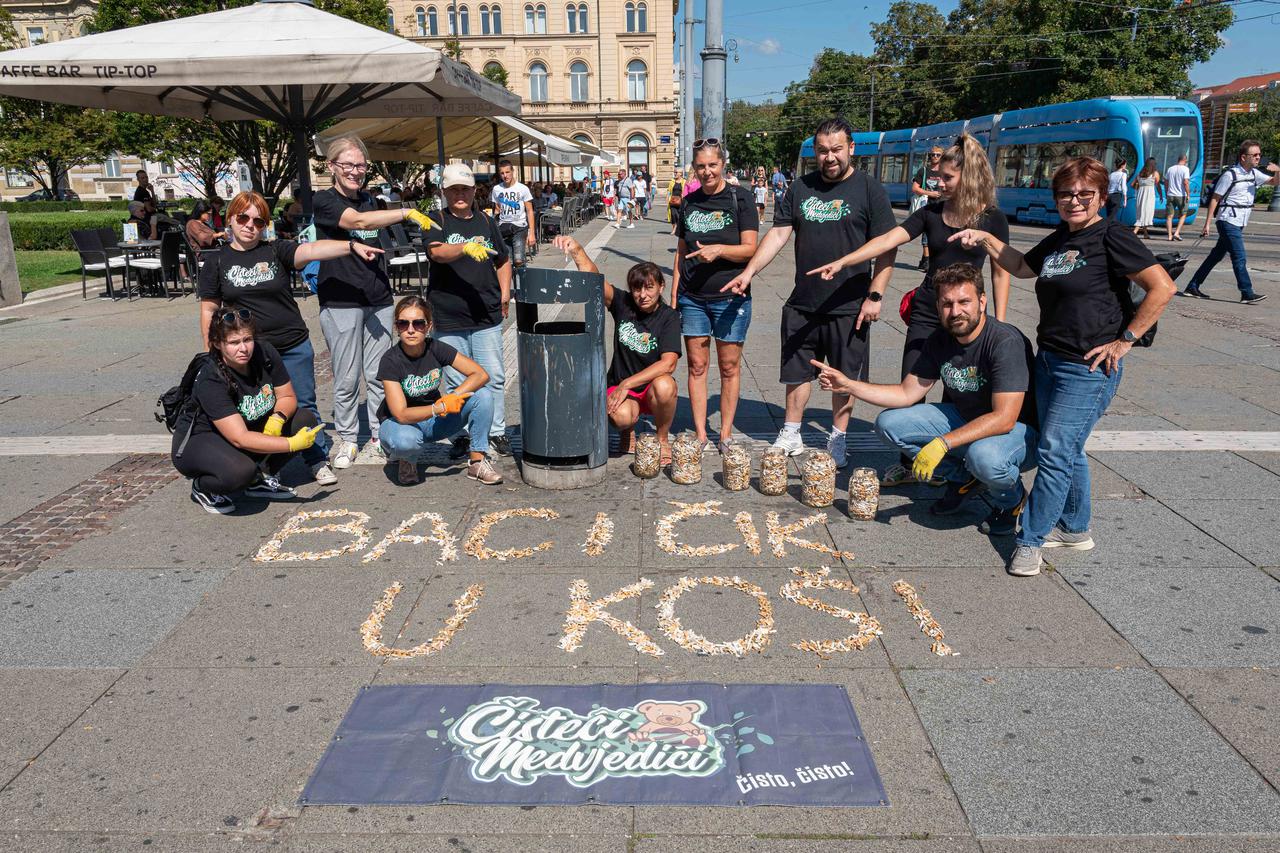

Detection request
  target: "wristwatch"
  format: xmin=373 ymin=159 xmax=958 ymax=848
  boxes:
xmin=866 ymin=291 xmax=883 ymax=303
xmin=1121 ymin=329 xmax=1137 ymax=343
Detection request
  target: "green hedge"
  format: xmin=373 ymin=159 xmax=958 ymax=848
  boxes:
xmin=1258 ymin=186 xmax=1274 ymax=206
xmin=0 ymin=200 xmax=133 ymax=213
xmin=5 ymin=211 xmax=132 ymax=251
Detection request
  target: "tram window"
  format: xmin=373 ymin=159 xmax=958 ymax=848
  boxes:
xmin=995 ymin=145 xmax=1026 ymax=188
xmin=1143 ymin=117 xmax=1200 ymax=175
xmin=1095 ymin=139 xmax=1139 ymax=174
xmin=880 ymin=154 xmax=907 ymax=184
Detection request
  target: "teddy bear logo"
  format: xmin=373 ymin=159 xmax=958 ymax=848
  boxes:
xmin=628 ymin=700 xmax=710 ymax=748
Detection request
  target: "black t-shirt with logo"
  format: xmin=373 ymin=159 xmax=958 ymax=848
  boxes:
xmin=312 ymin=187 xmax=393 ymax=309
xmin=675 ymin=183 xmax=760 ymax=301
xmin=190 ymin=342 xmax=291 ymax=436
xmin=901 ymin=202 xmax=1010 ymax=328
xmin=774 ymin=170 xmax=896 ymax=315
xmin=197 ymin=241 xmax=307 ymax=351
xmin=911 ymin=317 xmax=1037 ymax=428
xmin=607 ymin=293 xmax=682 ymax=387
xmin=1023 ymin=218 xmax=1157 ymax=361
xmin=375 ymin=338 xmax=460 ymax=421
xmin=425 ymin=210 xmax=509 ymax=332
xmin=912 ymin=167 xmax=941 ymax=197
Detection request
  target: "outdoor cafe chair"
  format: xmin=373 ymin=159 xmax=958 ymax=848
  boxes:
xmin=379 ymin=228 xmax=427 ymax=295
xmin=126 ymin=231 xmax=186 ymax=299
xmin=71 ymin=228 xmax=129 ymax=300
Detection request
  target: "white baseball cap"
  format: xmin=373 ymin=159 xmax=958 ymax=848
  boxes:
xmin=441 ymin=163 xmax=476 ymax=189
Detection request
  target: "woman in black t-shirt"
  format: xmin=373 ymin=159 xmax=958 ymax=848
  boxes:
xmin=672 ymin=140 xmax=759 ymax=455
xmin=376 ymin=296 xmax=503 ymax=486
xmin=172 ymin=310 xmax=324 ymax=515
xmin=910 ymin=146 xmax=944 ymax=271
xmin=950 ymin=156 xmax=1176 ymax=577
xmin=810 ymin=135 xmax=1011 ymax=485
xmin=197 ymin=190 xmax=383 ymax=488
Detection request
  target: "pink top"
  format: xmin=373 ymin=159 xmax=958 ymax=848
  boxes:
xmin=683 ymin=179 xmax=701 ymax=197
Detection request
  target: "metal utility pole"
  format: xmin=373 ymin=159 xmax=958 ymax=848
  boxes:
xmin=700 ymin=0 xmax=726 ymax=144
xmin=680 ymin=1 xmax=697 ymax=170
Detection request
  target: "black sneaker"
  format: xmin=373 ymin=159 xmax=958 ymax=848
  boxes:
xmin=917 ymin=257 xmax=929 ymax=272
xmin=1180 ymin=285 xmax=1208 ymax=299
xmin=1241 ymin=292 xmax=1268 ymax=305
xmin=243 ymin=474 xmax=297 ymax=501
xmin=448 ymin=434 xmax=471 ymax=460
xmin=930 ymin=478 xmax=986 ymax=516
xmin=488 ymin=433 xmax=514 ymax=457
xmin=191 ymin=481 xmax=235 ymax=515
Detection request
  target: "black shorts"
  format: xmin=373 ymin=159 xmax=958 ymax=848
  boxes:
xmin=779 ymin=303 xmax=870 ymax=384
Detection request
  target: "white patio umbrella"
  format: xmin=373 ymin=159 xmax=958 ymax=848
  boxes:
xmin=0 ymin=0 xmax=520 ymax=212
xmin=318 ymin=115 xmax=591 ymax=168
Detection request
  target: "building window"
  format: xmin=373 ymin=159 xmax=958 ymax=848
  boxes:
xmin=427 ymin=6 xmax=439 ymax=33
xmin=491 ymin=4 xmax=502 ymax=31
xmin=627 ymin=133 xmax=650 ymax=173
xmin=26 ymin=27 xmax=45 ymax=46
xmin=6 ymin=169 xmax=35 ymax=188
xmin=385 ymin=7 xmax=395 ymax=31
xmin=577 ymin=3 xmax=588 ymax=31
xmin=626 ymin=59 xmax=647 ymax=101
xmin=566 ymin=2 xmax=586 ymax=32
xmin=447 ymin=4 xmax=456 ymax=33
xmin=569 ymin=60 xmax=589 ymax=102
xmin=458 ymin=4 xmax=469 ymax=33
xmin=524 ymin=2 xmax=546 ymax=32
xmin=625 ymin=1 xmax=645 ymax=32
xmin=529 ymin=61 xmax=548 ymax=102
xmin=104 ymin=155 xmax=122 ymax=179
xmin=480 ymin=4 xmax=490 ymax=33
xmin=624 ymin=2 xmax=634 ymax=31
xmin=415 ymin=6 xmax=427 ymax=35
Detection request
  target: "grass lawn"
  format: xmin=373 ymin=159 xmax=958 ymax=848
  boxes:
xmin=16 ymin=250 xmax=84 ymax=293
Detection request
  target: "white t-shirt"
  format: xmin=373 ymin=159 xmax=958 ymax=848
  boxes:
xmin=602 ymin=178 xmax=616 ymax=199
xmin=1214 ymin=165 xmax=1273 ymax=228
xmin=1107 ymin=169 xmax=1128 ymax=197
xmin=754 ymin=185 xmax=767 ymax=205
xmin=1164 ymin=164 xmax=1190 ymax=198
xmin=492 ymin=181 xmax=533 ymax=227
xmin=633 ymin=177 xmax=647 ymax=198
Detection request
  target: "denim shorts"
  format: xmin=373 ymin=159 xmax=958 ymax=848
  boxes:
xmin=677 ymin=292 xmax=752 ymax=343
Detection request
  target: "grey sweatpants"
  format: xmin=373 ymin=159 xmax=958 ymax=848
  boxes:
xmin=319 ymin=304 xmax=394 ymax=444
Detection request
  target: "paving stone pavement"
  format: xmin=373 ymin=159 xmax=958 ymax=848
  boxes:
xmin=0 ymin=203 xmax=1278 ymax=852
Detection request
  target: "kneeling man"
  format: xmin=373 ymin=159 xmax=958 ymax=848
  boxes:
xmin=813 ymin=263 xmax=1036 ymax=534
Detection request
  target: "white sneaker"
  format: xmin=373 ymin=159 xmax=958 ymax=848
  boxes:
xmin=626 ymin=222 xmax=635 ymax=229
xmin=826 ymin=431 xmax=847 ymax=468
xmin=310 ymin=462 xmax=338 ymax=486
xmin=332 ymin=440 xmax=358 ymax=470
xmin=772 ymin=429 xmax=805 ymax=457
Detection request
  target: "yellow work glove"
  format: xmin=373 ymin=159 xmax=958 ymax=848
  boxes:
xmin=263 ymin=413 xmax=286 ymax=437
xmin=404 ymin=208 xmax=438 ymax=231
xmin=912 ymin=437 xmax=948 ymax=483
xmin=286 ymin=424 xmax=323 ymax=453
xmin=461 ymin=240 xmax=498 ymax=262
xmin=436 ymin=393 xmax=471 ymax=416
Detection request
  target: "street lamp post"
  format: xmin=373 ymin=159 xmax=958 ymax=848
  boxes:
xmin=867 ymin=63 xmax=898 ymax=132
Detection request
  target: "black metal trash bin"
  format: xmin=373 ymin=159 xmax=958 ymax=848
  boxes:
xmin=515 ymin=266 xmax=608 ymax=489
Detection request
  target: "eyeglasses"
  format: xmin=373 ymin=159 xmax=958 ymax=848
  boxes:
xmin=331 ymin=161 xmax=369 ymax=174
xmin=692 ymin=137 xmax=721 ymax=150
xmin=394 ymin=318 xmax=429 ymax=332
xmin=219 ymin=308 xmax=252 ymax=325
xmin=929 ymin=153 xmax=942 ymax=158
xmin=233 ymin=213 xmax=269 ymax=230
xmin=1053 ymin=189 xmax=1098 ymax=205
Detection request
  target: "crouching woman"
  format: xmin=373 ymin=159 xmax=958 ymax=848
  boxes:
xmin=173 ymin=309 xmax=322 ymax=514
xmin=376 ymin=296 xmax=504 ymax=486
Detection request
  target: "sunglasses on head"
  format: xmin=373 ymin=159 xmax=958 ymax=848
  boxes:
xmin=219 ymin=308 xmax=252 ymax=325
xmin=233 ymin=213 xmax=269 ymax=229
xmin=692 ymin=137 xmax=721 ymax=150
xmin=395 ymin=318 xmax=429 ymax=332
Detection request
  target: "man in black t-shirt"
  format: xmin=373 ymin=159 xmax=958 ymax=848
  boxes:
xmin=723 ymin=117 xmax=897 ymax=464
xmin=813 ymin=264 xmax=1037 ymax=536
xmin=554 ymin=236 xmax=681 ymax=459
xmin=133 ymin=170 xmax=154 ymax=204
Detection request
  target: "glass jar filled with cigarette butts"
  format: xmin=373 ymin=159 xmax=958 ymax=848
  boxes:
xmin=847 ymin=467 xmax=879 ymax=520
xmin=721 ymin=444 xmax=751 ymax=491
xmin=633 ymin=433 xmax=662 ymax=479
xmin=670 ymin=434 xmax=703 ymax=484
xmin=759 ymin=447 xmax=788 ymax=496
xmin=801 ymin=450 xmax=836 ymax=507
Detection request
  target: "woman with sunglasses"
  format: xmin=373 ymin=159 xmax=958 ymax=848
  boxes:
xmin=198 ymin=190 xmax=384 ymax=487
xmin=376 ymin=296 xmax=503 ymax=486
xmin=910 ymin=147 xmax=945 ymax=271
xmin=950 ymin=156 xmax=1175 ymax=577
xmin=174 ymin=309 xmax=324 ymax=514
xmin=313 ymin=134 xmax=436 ymax=471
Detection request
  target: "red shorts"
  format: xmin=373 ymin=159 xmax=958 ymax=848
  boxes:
xmin=603 ymin=197 xmax=614 ymax=206
xmin=607 ymin=384 xmax=651 ymax=414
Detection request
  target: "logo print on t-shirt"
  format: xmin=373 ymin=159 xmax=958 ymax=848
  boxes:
xmin=446 ymin=233 xmax=496 ymax=252
xmin=225 ymin=261 xmax=278 ymax=288
xmin=617 ymin=321 xmax=657 ymax=354
xmin=351 ymin=228 xmax=379 ymax=241
xmin=239 ymin=384 xmax=276 ymax=421
xmin=684 ymin=210 xmax=731 ymax=234
xmin=799 ymin=197 xmax=850 ymax=223
xmin=401 ymin=369 xmax=442 ymax=398
xmin=940 ymin=362 xmax=986 ymax=393
xmin=1040 ymin=250 xmax=1086 ymax=279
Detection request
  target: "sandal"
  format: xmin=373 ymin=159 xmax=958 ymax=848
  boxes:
xmin=659 ymin=441 xmax=674 ymax=467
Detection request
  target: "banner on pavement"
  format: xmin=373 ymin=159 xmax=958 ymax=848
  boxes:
xmin=302 ymin=683 xmax=887 ymax=807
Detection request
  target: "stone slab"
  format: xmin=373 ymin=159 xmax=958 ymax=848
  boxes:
xmin=0 ymin=666 xmax=376 ymax=833
xmin=979 ymin=838 xmax=1278 ymax=853
xmin=0 ymin=833 xmax=266 ymax=853
xmin=1160 ymin=667 xmax=1280 ymax=788
xmin=0 ymin=668 xmax=122 ymax=785
xmin=0 ymin=454 xmax=121 ymax=526
xmin=1058 ymin=563 xmax=1280 ymax=667
xmin=1162 ymin=499 xmax=1277 ymax=567
xmin=1091 ymin=451 xmax=1280 ymax=501
xmin=829 ymin=492 xmax=1013 ymax=570
xmin=902 ymin=668 xmax=1280 ymax=836
xmin=635 ymin=839 xmax=980 ymax=853
xmin=0 ymin=568 xmax=227 ymax=668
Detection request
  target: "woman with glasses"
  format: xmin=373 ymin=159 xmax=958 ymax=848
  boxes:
xmin=910 ymin=146 xmax=946 ymax=271
xmin=672 ymin=138 xmax=759 ymax=454
xmin=376 ymin=296 xmax=503 ymax=486
xmin=950 ymin=156 xmax=1175 ymax=577
xmin=174 ymin=309 xmax=324 ymax=514
xmin=197 ymin=190 xmax=383 ymax=486
xmin=313 ymin=134 xmax=437 ymax=471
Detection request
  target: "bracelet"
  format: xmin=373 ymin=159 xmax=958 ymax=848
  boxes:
xmin=348 ymin=239 xmax=355 ymax=254
xmin=940 ymin=436 xmax=951 ymax=451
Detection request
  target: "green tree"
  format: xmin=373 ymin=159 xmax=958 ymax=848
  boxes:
xmin=443 ymin=37 xmax=463 ymax=60
xmin=725 ymin=100 xmax=785 ymax=170
xmin=1223 ymin=91 xmax=1280 ymax=164
xmin=0 ymin=98 xmax=118 ymax=198
xmin=115 ymin=113 xmax=235 ymax=201
xmin=482 ymin=63 xmax=510 ymax=89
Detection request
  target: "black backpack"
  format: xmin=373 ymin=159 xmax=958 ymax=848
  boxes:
xmin=1205 ymin=165 xmax=1248 ymax=207
xmin=155 ymin=353 xmax=213 ymax=457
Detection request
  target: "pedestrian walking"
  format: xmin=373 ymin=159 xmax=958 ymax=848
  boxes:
xmin=491 ymin=160 xmax=536 ymax=274
xmin=1182 ymin=139 xmax=1280 ymax=304
xmin=1163 ymin=153 xmax=1191 ymax=241
xmin=673 ymin=139 xmax=760 ymax=455
xmin=753 ymin=177 xmax=767 ymax=217
xmin=602 ymin=170 xmax=618 ymax=226
xmin=723 ymin=117 xmax=897 ymax=464
xmin=1105 ymin=159 xmax=1128 ymax=220
xmin=667 ymin=171 xmax=684 ymax=235
xmin=950 ymin=156 xmax=1176 ymax=576
xmin=910 ymin=146 xmax=944 ymax=270
xmin=1131 ymin=158 xmax=1159 ymax=238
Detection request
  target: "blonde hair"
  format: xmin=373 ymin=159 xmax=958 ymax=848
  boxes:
xmin=940 ymin=134 xmax=996 ymax=228
xmin=325 ymin=135 xmax=369 ymax=163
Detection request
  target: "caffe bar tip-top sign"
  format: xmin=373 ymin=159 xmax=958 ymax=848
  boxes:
xmin=303 ymin=683 xmax=887 ymax=808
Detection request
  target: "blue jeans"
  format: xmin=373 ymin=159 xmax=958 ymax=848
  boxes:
xmin=436 ymin=322 xmax=506 ymax=437
xmin=678 ymin=292 xmax=752 ymax=343
xmin=378 ymin=391 xmax=494 ymax=457
xmin=875 ymin=403 xmax=1036 ymax=510
xmin=1191 ymin=219 xmax=1253 ymax=295
xmin=277 ymin=337 xmax=330 ymax=466
xmin=1018 ymin=349 xmax=1122 ymax=548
